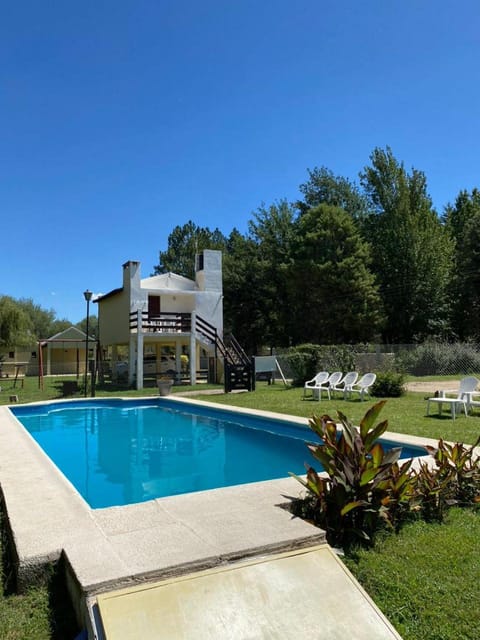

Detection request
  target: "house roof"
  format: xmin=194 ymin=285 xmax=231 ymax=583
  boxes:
xmin=41 ymin=326 xmax=95 ymax=345
xmin=95 ymin=270 xmax=198 ymax=306
xmin=141 ymin=272 xmax=197 ymax=292
xmin=48 ymin=326 xmax=87 ymax=341
xmin=94 ymin=287 xmax=123 ymax=303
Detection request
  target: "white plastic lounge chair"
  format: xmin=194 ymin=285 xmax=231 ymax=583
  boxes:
xmin=303 ymin=372 xmax=329 ymax=398
xmin=312 ymin=371 xmax=343 ymax=401
xmin=345 ymin=373 xmax=376 ymax=401
xmin=467 ymin=395 xmax=480 ymax=413
xmin=331 ymin=371 xmax=359 ymax=398
xmin=426 ymin=376 xmax=479 ymax=420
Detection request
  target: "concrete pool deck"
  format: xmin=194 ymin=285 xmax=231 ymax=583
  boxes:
xmin=0 ymin=396 xmax=432 ymax=638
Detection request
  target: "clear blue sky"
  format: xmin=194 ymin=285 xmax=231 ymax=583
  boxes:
xmin=1 ymin=1 xmax=479 ymax=323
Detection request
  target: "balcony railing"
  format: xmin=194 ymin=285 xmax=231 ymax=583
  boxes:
xmin=129 ymin=311 xmax=192 ymax=334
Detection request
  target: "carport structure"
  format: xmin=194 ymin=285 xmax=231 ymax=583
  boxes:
xmin=37 ymin=326 xmax=96 ymax=389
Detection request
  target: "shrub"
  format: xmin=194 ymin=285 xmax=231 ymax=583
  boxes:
xmin=412 ymin=459 xmax=451 ymax=523
xmin=416 ymin=437 xmax=480 ymax=518
xmin=290 ymin=402 xmax=480 ymax=550
xmin=398 ymin=341 xmax=480 ymax=376
xmin=371 ymin=371 xmax=405 ymax=397
xmin=290 ymin=401 xmax=415 ymax=549
xmin=283 ymin=347 xmax=318 ymax=386
xmin=283 ymin=343 xmax=358 ymax=387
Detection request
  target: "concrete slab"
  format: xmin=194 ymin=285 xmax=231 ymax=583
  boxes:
xmin=96 ymin=481 xmax=326 ymax=580
xmin=95 ymin=545 xmax=403 ymax=640
xmin=93 ymin=501 xmax=178 ymax=535
xmin=102 ymin=521 xmax=220 ymax=577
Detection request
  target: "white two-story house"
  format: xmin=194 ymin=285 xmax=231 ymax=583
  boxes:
xmin=96 ymin=250 xmax=223 ymax=389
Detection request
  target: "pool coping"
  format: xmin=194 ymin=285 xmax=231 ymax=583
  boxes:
xmin=0 ymin=395 xmax=436 ymax=632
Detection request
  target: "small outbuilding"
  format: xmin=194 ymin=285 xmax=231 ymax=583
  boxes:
xmin=39 ymin=326 xmax=96 ymax=376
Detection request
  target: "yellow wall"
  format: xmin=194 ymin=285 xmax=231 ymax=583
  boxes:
xmin=98 ymin=292 xmax=131 ymax=345
xmin=48 ymin=347 xmax=83 ymax=375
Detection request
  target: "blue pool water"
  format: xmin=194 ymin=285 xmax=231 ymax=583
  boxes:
xmin=11 ymin=399 xmax=425 ymax=509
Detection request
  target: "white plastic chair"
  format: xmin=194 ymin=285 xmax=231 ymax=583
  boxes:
xmin=312 ymin=371 xmax=343 ymax=401
xmin=345 ymin=373 xmax=376 ymax=401
xmin=468 ymin=396 xmax=480 ymax=413
xmin=303 ymin=371 xmax=329 ymax=398
xmin=426 ymin=376 xmax=479 ymax=420
xmin=331 ymin=371 xmax=358 ymax=398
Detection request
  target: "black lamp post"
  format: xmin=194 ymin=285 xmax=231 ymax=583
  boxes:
xmin=83 ymin=289 xmax=93 ymax=397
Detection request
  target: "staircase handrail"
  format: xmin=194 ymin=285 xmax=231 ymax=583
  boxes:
xmin=195 ymin=315 xmax=218 ymax=344
xmin=195 ymin=316 xmax=250 ymax=370
xmin=225 ymin=333 xmax=250 ymax=367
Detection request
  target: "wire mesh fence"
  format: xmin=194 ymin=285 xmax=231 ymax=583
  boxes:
xmin=273 ymin=342 xmax=480 ymax=381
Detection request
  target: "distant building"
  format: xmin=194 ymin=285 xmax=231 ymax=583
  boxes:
xmin=1 ymin=325 xmax=94 ymax=378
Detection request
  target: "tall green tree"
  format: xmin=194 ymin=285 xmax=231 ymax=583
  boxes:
xmin=16 ymin=298 xmax=70 ymax=339
xmin=443 ymin=189 xmax=480 ymax=338
xmin=459 ymin=211 xmax=480 ymax=338
xmin=76 ymin=315 xmax=99 ymax=340
xmin=298 ymin=166 xmax=370 ymax=221
xmin=153 ymin=220 xmax=227 ymax=280
xmin=360 ymin=147 xmax=453 ymax=343
xmin=222 ymin=230 xmax=268 ymax=353
xmin=0 ymin=296 xmax=33 ymax=347
xmin=288 ymin=204 xmax=383 ymax=344
xmin=247 ymin=200 xmax=297 ymax=347
xmin=442 ymin=188 xmax=480 ymax=238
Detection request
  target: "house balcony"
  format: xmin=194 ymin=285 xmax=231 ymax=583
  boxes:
xmin=129 ymin=311 xmax=192 ymax=335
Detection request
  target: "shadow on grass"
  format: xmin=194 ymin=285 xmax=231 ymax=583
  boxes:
xmin=48 ymin=556 xmax=81 ymax=640
xmin=1 ymin=507 xmax=80 ymax=640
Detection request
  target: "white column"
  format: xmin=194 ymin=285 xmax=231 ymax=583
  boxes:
xmin=190 ymin=311 xmax=196 ymax=385
xmin=128 ymin=337 xmax=136 ymax=387
xmin=136 ymin=308 xmax=144 ymax=390
xmin=175 ymin=341 xmax=182 ymax=383
xmin=112 ymin=345 xmax=118 ymax=382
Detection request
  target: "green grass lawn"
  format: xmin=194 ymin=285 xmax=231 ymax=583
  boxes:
xmin=344 ymin=508 xmax=480 ymax=640
xmin=190 ymin=382 xmax=480 ymax=445
xmin=1 ymin=376 xmax=479 ymax=638
xmin=0 ymin=578 xmax=50 ymax=640
xmin=0 ymin=374 xmax=222 ymax=406
xmin=0 ymin=545 xmax=78 ymax=640
xmin=5 ymin=375 xmax=480 ymax=443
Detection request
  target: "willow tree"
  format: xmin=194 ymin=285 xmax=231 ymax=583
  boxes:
xmin=0 ymin=296 xmax=33 ymax=347
xmin=16 ymin=298 xmax=70 ymax=339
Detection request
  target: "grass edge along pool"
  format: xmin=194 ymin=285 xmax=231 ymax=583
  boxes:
xmin=11 ymin=398 xmax=427 ymax=509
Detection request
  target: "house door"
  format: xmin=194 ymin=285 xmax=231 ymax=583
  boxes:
xmin=148 ymin=295 xmax=160 ymax=318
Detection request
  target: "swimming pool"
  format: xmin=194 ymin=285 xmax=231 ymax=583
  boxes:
xmin=12 ymin=398 xmax=426 ymax=509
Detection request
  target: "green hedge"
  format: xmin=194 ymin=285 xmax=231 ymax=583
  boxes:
xmin=283 ymin=344 xmax=358 ymax=386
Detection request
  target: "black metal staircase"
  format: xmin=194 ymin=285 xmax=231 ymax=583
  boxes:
xmin=195 ymin=316 xmax=254 ymax=392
